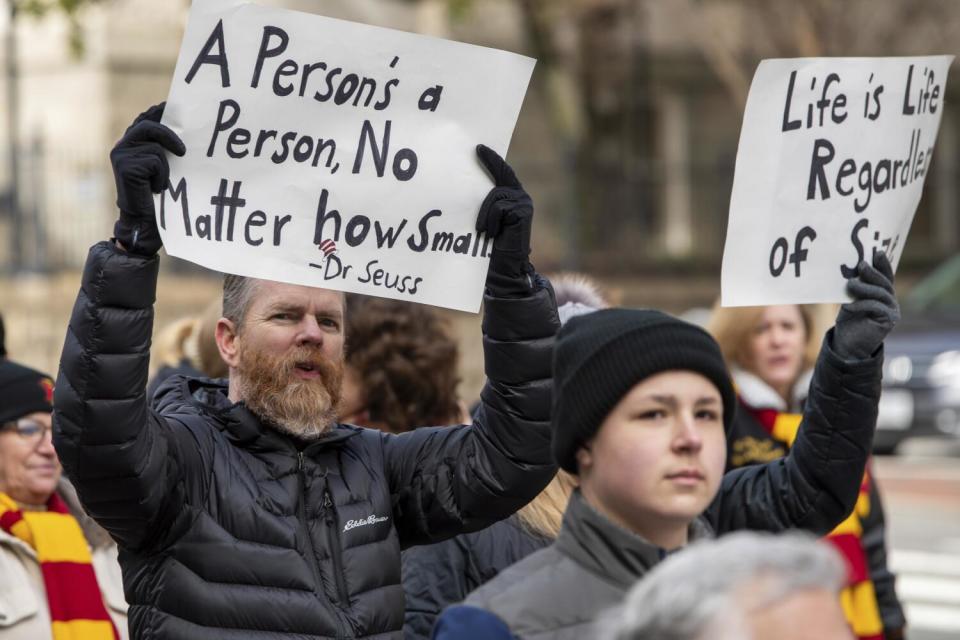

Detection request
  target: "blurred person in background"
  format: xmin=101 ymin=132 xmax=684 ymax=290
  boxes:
xmin=602 ymin=531 xmax=852 ymax=640
xmin=339 ymin=294 xmax=467 ymax=433
xmin=402 ymin=273 xmax=606 ymax=639
xmin=53 ymin=104 xmax=559 ymax=639
xmin=0 ymin=359 xmax=127 ymax=639
xmin=446 ymin=253 xmax=899 ymax=639
xmin=550 ymin=272 xmax=610 ymax=325
xmin=147 ymin=297 xmax=229 ymax=401
xmin=709 ymin=304 xmax=905 ymax=640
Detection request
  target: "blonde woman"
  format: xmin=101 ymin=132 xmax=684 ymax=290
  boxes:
xmin=708 ymin=304 xmax=905 ymax=640
xmin=147 ymin=297 xmax=228 ymax=401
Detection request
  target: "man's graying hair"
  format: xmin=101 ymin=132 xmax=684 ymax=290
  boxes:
xmin=601 ymin=532 xmax=845 ymax=640
xmin=222 ymin=275 xmax=259 ymax=330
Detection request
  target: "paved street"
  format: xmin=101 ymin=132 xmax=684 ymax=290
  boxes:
xmin=874 ymin=445 xmax=960 ymax=640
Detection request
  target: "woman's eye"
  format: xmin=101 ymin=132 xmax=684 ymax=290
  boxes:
xmin=696 ymin=410 xmax=720 ymax=421
xmin=636 ymin=410 xmax=666 ymax=420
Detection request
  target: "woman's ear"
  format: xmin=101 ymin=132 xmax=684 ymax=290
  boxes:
xmin=215 ymin=318 xmax=240 ymax=369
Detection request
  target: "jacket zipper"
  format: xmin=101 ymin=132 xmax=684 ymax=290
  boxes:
xmin=298 ymin=451 xmax=347 ymax=639
xmin=324 ymin=487 xmax=352 ymax=607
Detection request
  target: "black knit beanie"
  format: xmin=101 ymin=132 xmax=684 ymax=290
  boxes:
xmin=552 ymin=308 xmax=736 ymax=473
xmin=0 ymin=359 xmax=54 ymax=425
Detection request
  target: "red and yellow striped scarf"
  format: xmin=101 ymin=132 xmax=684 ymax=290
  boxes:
xmin=0 ymin=492 xmax=118 ymax=640
xmin=747 ymin=408 xmax=884 ymax=640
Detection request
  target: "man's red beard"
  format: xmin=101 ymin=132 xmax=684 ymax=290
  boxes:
xmin=235 ymin=342 xmax=344 ymax=440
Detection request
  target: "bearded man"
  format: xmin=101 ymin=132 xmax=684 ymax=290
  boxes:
xmin=52 ymin=104 xmax=559 ymax=640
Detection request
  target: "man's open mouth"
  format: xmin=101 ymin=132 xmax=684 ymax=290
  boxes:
xmin=293 ymin=361 xmax=323 ymax=377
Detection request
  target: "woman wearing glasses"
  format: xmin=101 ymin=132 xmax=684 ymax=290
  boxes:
xmin=0 ymin=359 xmax=127 ymax=639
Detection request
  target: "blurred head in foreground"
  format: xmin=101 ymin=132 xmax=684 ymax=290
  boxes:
xmin=603 ymin=531 xmax=852 ymax=640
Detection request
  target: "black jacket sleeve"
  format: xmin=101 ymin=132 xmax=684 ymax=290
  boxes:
xmin=402 ymin=537 xmax=474 ymax=640
xmin=861 ymin=471 xmax=907 ymax=634
xmin=707 ymin=329 xmax=882 ymax=535
xmin=382 ymin=275 xmax=559 ymax=547
xmin=402 ymin=517 xmax=549 ymax=640
xmin=52 ymin=242 xmax=192 ymax=551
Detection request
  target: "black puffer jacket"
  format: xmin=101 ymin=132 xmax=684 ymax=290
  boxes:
xmin=402 ymin=515 xmax=550 ymax=639
xmin=52 ymin=241 xmax=559 ymax=640
xmin=146 ymin=358 xmax=203 ymax=402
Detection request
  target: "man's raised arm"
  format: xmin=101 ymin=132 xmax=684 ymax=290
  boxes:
xmin=383 ymin=146 xmax=560 ymax=546
xmin=53 ymin=104 xmax=190 ymax=551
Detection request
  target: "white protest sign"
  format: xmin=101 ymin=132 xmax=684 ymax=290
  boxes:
xmin=721 ymin=56 xmax=953 ymax=307
xmin=157 ymin=0 xmax=535 ymax=312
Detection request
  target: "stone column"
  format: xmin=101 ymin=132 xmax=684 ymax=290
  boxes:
xmin=657 ymin=89 xmax=693 ymax=257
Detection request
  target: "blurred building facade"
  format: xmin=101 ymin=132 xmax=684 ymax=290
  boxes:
xmin=524 ymin=0 xmax=960 ymax=272
xmin=0 ymin=0 xmax=185 ymax=270
xmin=0 ymin=0 xmax=958 ymax=274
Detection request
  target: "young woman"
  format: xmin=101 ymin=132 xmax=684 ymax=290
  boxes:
xmin=709 ymin=303 xmax=905 ymax=640
xmin=440 ymin=253 xmax=899 ymax=640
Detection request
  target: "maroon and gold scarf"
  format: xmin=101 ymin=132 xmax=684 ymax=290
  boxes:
xmin=0 ymin=492 xmax=118 ymax=639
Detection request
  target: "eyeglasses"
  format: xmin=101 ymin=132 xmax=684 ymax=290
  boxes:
xmin=1 ymin=418 xmax=52 ymax=443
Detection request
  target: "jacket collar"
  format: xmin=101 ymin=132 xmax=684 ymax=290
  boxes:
xmin=157 ymin=375 xmax=360 ymax=451
xmin=0 ymin=526 xmax=36 ymax=559
xmin=731 ymin=367 xmax=813 ymax=413
xmin=554 ymin=490 xmax=713 ymax=589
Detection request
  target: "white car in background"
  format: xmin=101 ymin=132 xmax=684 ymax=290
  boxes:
xmin=875 ymin=255 xmax=960 ymax=454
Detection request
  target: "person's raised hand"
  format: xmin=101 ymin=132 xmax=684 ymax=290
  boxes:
xmin=833 ymin=251 xmax=900 ymax=360
xmin=475 ymin=145 xmax=535 ymax=295
xmin=111 ymin=103 xmax=186 ymax=256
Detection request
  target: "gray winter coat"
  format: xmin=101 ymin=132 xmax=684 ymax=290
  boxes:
xmin=466 ymin=490 xmax=712 ymax=640
xmin=464 ymin=331 xmax=883 ymax=639
xmin=52 ymin=241 xmax=559 ymax=640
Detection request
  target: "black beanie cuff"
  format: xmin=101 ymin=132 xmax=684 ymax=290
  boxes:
xmin=0 ymin=361 xmax=54 ymax=425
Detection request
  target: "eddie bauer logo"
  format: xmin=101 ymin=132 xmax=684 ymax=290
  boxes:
xmin=343 ymin=515 xmax=390 ymax=533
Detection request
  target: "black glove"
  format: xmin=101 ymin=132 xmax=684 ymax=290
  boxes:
xmin=833 ymin=251 xmax=900 ymax=360
xmin=476 ymin=144 xmax=534 ymax=297
xmin=110 ymin=103 xmax=186 ymax=256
